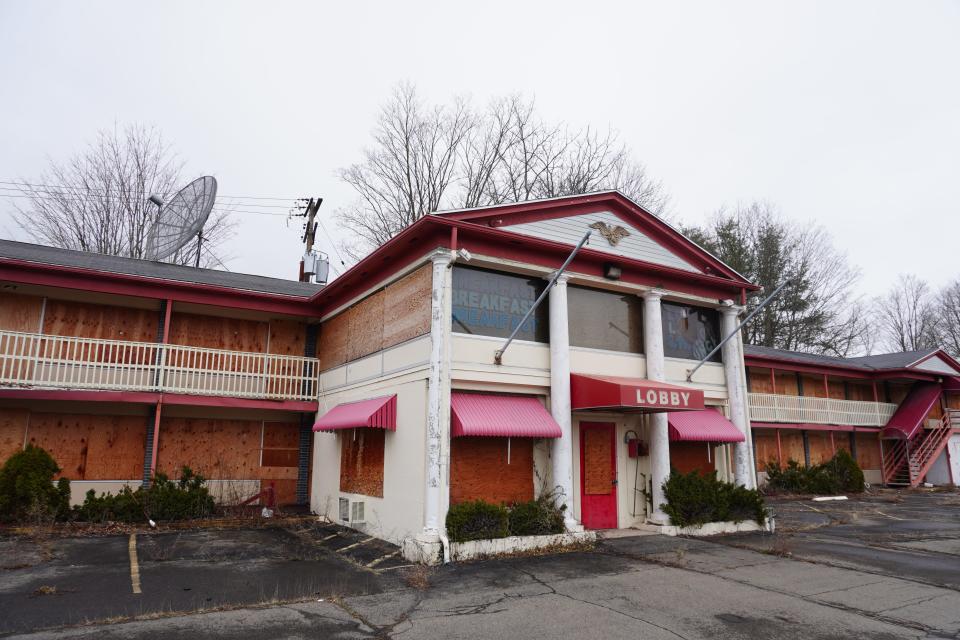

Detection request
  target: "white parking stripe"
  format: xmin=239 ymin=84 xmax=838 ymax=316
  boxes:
xmin=128 ymin=534 xmax=142 ymax=595
xmin=337 ymin=537 xmax=373 ymax=553
xmin=366 ymin=550 xmax=399 ymax=568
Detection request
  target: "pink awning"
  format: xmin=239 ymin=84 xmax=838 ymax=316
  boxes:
xmin=881 ymin=382 xmax=941 ymax=440
xmin=451 ymin=392 xmax=562 ymax=438
xmin=668 ymin=408 xmax=745 ymax=442
xmin=313 ymin=395 xmax=397 ymax=432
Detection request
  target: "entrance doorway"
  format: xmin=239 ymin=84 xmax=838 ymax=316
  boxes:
xmin=579 ymin=421 xmax=617 ymax=529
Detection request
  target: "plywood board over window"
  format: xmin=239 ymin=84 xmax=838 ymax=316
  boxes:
xmin=157 ymin=417 xmax=261 ymax=480
xmin=319 ymin=264 xmax=433 ymax=371
xmin=43 ymin=300 xmax=158 ymax=342
xmin=167 ymin=313 xmax=267 ymax=353
xmin=450 ymin=437 xmax=534 ymax=505
xmin=25 ymin=413 xmax=144 ymax=480
xmin=339 ymin=428 xmax=385 ymax=497
xmin=583 ymin=429 xmax=613 ymax=495
xmin=752 ymin=430 xmax=780 ymax=470
xmin=855 ymin=433 xmax=882 ymax=470
xmin=0 ymin=292 xmax=44 ymax=332
xmin=0 ymin=408 xmax=30 ymax=463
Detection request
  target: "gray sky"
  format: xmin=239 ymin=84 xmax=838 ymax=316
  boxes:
xmin=1 ymin=1 xmax=957 ymax=296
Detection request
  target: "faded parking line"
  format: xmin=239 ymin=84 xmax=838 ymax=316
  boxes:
xmin=128 ymin=534 xmax=142 ymax=594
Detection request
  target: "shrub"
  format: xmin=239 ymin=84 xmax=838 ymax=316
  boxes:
xmin=764 ymin=450 xmax=865 ymax=495
xmin=0 ymin=445 xmax=71 ymax=523
xmin=75 ymin=466 xmax=215 ymax=523
xmin=445 ymin=500 xmax=509 ymax=543
xmin=508 ymin=493 xmax=565 ymax=537
xmin=662 ymin=469 xmax=766 ymax=528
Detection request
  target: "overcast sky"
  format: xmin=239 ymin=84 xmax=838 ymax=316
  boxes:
xmin=1 ymin=1 xmax=957 ymax=297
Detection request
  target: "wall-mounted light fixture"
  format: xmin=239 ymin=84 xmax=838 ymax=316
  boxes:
xmin=603 ymin=263 xmax=622 ymax=280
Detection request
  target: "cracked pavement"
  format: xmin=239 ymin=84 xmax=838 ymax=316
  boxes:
xmin=4 ymin=490 xmax=960 ymax=639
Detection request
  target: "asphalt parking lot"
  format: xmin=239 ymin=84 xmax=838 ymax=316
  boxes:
xmin=2 ymin=490 xmax=959 ymax=639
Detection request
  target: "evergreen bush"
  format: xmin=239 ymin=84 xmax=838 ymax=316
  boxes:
xmin=0 ymin=445 xmax=71 ymax=523
xmin=508 ymin=492 xmax=566 ymax=536
xmin=662 ymin=469 xmax=767 ymax=528
xmin=445 ymin=500 xmax=509 ymax=543
xmin=764 ymin=449 xmax=865 ymax=495
xmin=75 ymin=466 xmax=215 ymax=523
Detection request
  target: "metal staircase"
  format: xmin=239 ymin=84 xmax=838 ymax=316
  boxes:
xmin=882 ymin=410 xmax=956 ymax=487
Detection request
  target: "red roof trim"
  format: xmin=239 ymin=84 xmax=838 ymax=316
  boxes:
xmin=435 ymin=192 xmax=755 ymax=286
xmin=0 ymin=388 xmax=317 ymax=412
xmin=744 ymin=355 xmax=946 ymax=381
xmin=0 ymin=259 xmax=317 ymax=317
xmin=751 ymin=422 xmax=877 ymax=433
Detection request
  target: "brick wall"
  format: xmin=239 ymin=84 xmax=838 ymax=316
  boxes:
xmin=450 ymin=437 xmax=533 ymax=505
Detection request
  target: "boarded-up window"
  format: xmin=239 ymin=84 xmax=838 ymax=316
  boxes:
xmin=855 ymin=433 xmax=882 ymax=470
xmin=583 ymin=428 xmax=613 ymax=495
xmin=26 ymin=413 xmax=145 ymax=480
xmin=670 ymin=442 xmax=716 ymax=476
xmin=568 ymin=285 xmax=643 ymax=353
xmin=450 ymin=436 xmax=533 ymax=505
xmin=261 ymin=422 xmax=300 ymax=467
xmin=339 ymin=428 xmax=385 ymax=497
xmin=662 ymin=302 xmax=720 ymax=362
xmin=752 ymin=429 xmax=781 ymax=470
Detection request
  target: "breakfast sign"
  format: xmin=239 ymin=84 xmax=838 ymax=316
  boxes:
xmin=570 ymin=374 xmax=706 ymax=412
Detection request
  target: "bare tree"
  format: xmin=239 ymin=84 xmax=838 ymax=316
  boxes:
xmin=14 ymin=124 xmax=233 ymax=268
xmin=937 ymin=279 xmax=960 ymax=357
xmin=874 ymin=274 xmax=939 ymax=352
xmin=337 ymin=85 xmax=668 ymax=258
xmin=684 ymin=202 xmax=870 ymax=356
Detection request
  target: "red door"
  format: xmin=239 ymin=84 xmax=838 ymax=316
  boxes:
xmin=579 ymin=422 xmax=618 ymax=529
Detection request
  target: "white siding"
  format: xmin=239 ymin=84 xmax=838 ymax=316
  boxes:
xmin=503 ymin=210 xmax=700 ymax=272
xmin=914 ymin=355 xmax=960 ymax=375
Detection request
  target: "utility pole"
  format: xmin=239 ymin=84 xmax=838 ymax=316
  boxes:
xmin=295 ymin=197 xmax=324 ymax=283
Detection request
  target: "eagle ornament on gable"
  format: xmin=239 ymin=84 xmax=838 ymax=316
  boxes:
xmin=589 ymin=221 xmax=631 ymax=247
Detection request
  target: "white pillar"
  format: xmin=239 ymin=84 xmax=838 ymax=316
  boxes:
xmin=720 ymin=302 xmax=756 ymax=489
xmin=642 ymin=289 xmax=670 ymax=524
xmin=424 ymin=251 xmax=453 ymax=536
xmin=548 ymin=273 xmax=579 ymax=530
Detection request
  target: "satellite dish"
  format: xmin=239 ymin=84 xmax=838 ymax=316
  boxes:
xmin=145 ymin=176 xmax=217 ymax=265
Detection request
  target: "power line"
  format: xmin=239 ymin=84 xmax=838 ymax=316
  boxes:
xmin=0 ymin=186 xmax=297 ymax=211
xmin=0 ymin=192 xmax=298 ymax=217
xmin=0 ymin=180 xmax=302 ymax=203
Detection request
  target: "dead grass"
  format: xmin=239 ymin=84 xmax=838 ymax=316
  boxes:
xmin=766 ymin=535 xmax=794 ymax=558
xmin=401 ymin=565 xmax=433 ymax=590
xmin=32 ymin=585 xmax=57 ymax=596
xmin=1 ymin=514 xmax=317 ymax=540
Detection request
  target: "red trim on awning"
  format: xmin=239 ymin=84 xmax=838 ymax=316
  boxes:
xmin=313 ymin=395 xmax=397 ymax=432
xmin=570 ymin=374 xmax=705 ymax=412
xmin=451 ymin=392 xmax=561 ymax=438
xmin=668 ymin=408 xmax=745 ymax=442
xmin=881 ymin=382 xmax=941 ymax=440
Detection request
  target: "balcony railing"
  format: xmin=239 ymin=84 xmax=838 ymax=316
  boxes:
xmin=748 ymin=392 xmax=897 ymax=427
xmin=0 ymin=330 xmax=318 ymax=402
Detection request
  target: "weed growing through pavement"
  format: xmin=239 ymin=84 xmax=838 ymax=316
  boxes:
xmin=402 ymin=565 xmax=433 ymax=590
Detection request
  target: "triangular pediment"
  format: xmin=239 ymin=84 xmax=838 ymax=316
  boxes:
xmin=500 ymin=209 xmax=701 ymax=273
xmin=912 ymin=354 xmax=960 ymax=375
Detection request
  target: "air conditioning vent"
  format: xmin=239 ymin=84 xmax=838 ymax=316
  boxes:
xmin=339 ymin=497 xmax=349 ymax=522
xmin=351 ymin=501 xmax=365 ymax=524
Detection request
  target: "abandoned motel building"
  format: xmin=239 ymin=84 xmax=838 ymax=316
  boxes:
xmin=1 ymin=191 xmax=959 ymax=560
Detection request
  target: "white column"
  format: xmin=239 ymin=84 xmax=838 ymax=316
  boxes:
xmin=424 ymin=251 xmax=453 ymax=536
xmin=548 ymin=273 xmax=579 ymax=530
xmin=642 ymin=289 xmax=670 ymax=524
xmin=720 ymin=302 xmax=756 ymax=489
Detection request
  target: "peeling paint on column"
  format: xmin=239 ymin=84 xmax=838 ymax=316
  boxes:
xmin=424 ymin=251 xmax=452 ymax=531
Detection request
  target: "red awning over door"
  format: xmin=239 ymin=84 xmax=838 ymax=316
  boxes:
xmin=451 ymin=392 xmax=562 ymax=438
xmin=570 ymin=374 xmax=705 ymax=413
xmin=313 ymin=395 xmax=397 ymax=432
xmin=668 ymin=408 xmax=745 ymax=442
